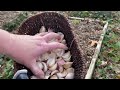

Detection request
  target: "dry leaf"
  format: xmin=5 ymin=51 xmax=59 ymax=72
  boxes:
xmin=100 ymin=61 xmax=107 ymax=66
xmin=89 ymin=40 xmax=98 ymax=47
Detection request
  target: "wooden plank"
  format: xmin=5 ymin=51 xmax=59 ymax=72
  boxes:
xmin=68 ymin=17 xmax=106 ymax=23
xmin=85 ymin=21 xmax=108 ymax=79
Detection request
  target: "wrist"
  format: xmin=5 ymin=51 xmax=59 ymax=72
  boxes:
xmin=5 ymin=33 xmax=16 ymax=56
xmin=0 ymin=29 xmax=15 ymax=55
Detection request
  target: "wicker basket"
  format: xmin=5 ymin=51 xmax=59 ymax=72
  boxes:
xmin=13 ymin=12 xmax=86 ymax=79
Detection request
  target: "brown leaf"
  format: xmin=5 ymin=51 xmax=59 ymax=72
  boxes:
xmin=100 ymin=61 xmax=107 ymax=67
xmin=89 ymin=40 xmax=98 ymax=47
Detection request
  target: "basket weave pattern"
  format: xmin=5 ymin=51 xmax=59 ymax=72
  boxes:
xmin=13 ymin=12 xmax=86 ymax=79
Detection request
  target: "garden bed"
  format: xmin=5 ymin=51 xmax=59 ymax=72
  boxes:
xmin=68 ymin=17 xmax=108 ymax=79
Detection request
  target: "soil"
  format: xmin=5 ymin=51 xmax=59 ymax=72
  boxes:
xmin=0 ymin=11 xmax=42 ymax=28
xmin=0 ymin=11 xmax=105 ymax=78
xmin=69 ymin=19 xmax=104 ymax=72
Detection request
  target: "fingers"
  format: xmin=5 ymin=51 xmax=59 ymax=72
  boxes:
xmin=30 ymin=62 xmax=44 ymax=79
xmin=42 ymin=32 xmax=61 ymax=42
xmin=46 ymin=42 xmax=68 ymax=51
xmin=35 ymin=32 xmax=49 ymax=36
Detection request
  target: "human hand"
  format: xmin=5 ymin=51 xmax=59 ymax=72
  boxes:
xmin=6 ymin=32 xmax=67 ymax=79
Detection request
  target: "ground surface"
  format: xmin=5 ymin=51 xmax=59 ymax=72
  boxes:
xmin=0 ymin=11 xmax=120 ymax=79
xmin=69 ymin=19 xmax=104 ymax=72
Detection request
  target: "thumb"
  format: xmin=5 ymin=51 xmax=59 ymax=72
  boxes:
xmin=30 ymin=62 xmax=44 ymax=79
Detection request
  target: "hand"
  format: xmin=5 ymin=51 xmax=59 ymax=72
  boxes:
xmin=6 ymin=32 xmax=67 ymax=79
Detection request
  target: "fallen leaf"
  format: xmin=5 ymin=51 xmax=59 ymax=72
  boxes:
xmin=89 ymin=40 xmax=98 ymax=47
xmin=100 ymin=61 xmax=107 ymax=66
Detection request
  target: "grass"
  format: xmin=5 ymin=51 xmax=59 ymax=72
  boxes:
xmin=2 ymin=12 xmax=28 ymax=32
xmin=67 ymin=11 xmax=116 ymax=21
xmin=0 ymin=56 xmax=14 ymax=79
xmin=93 ymin=21 xmax=120 ymax=79
xmin=0 ymin=12 xmax=29 ymax=79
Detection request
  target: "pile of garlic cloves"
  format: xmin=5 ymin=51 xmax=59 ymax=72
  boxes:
xmin=31 ymin=26 xmax=74 ymax=79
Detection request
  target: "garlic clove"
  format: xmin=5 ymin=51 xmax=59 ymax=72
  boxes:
xmin=57 ymin=32 xmax=64 ymax=42
xmin=31 ymin=76 xmax=38 ymax=79
xmin=56 ymin=57 xmax=63 ymax=62
xmin=57 ymin=59 xmax=66 ymax=66
xmin=39 ymin=26 xmax=46 ymax=33
xmin=57 ymin=70 xmax=67 ymax=78
xmin=62 ymin=51 xmax=71 ymax=62
xmin=47 ymin=57 xmax=56 ymax=67
xmin=66 ymin=68 xmax=74 ymax=73
xmin=65 ymin=73 xmax=74 ymax=79
xmin=45 ymin=70 xmax=52 ymax=76
xmin=49 ymin=52 xmax=56 ymax=59
xmin=41 ymin=53 xmax=49 ymax=61
xmin=51 ymin=70 xmax=59 ymax=76
xmin=62 ymin=51 xmax=70 ymax=58
xmin=64 ymin=56 xmax=71 ymax=62
xmin=63 ymin=62 xmax=73 ymax=69
xmin=61 ymin=70 xmax=68 ymax=77
xmin=45 ymin=70 xmax=52 ymax=79
xmin=49 ymin=63 xmax=57 ymax=71
xmin=37 ymin=62 xmax=43 ymax=70
xmin=56 ymin=49 xmax=65 ymax=57
xmin=44 ymin=75 xmax=50 ymax=79
xmin=56 ymin=73 xmax=63 ymax=78
xmin=61 ymin=39 xmax=66 ymax=44
xmin=42 ymin=62 xmax=48 ymax=72
xmin=38 ymin=57 xmax=42 ymax=62
xmin=59 ymin=66 xmax=64 ymax=72
xmin=50 ymin=75 xmax=58 ymax=79
xmin=59 ymin=78 xmax=64 ymax=79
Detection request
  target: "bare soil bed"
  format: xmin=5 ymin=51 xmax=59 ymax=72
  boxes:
xmin=69 ymin=19 xmax=104 ymax=75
